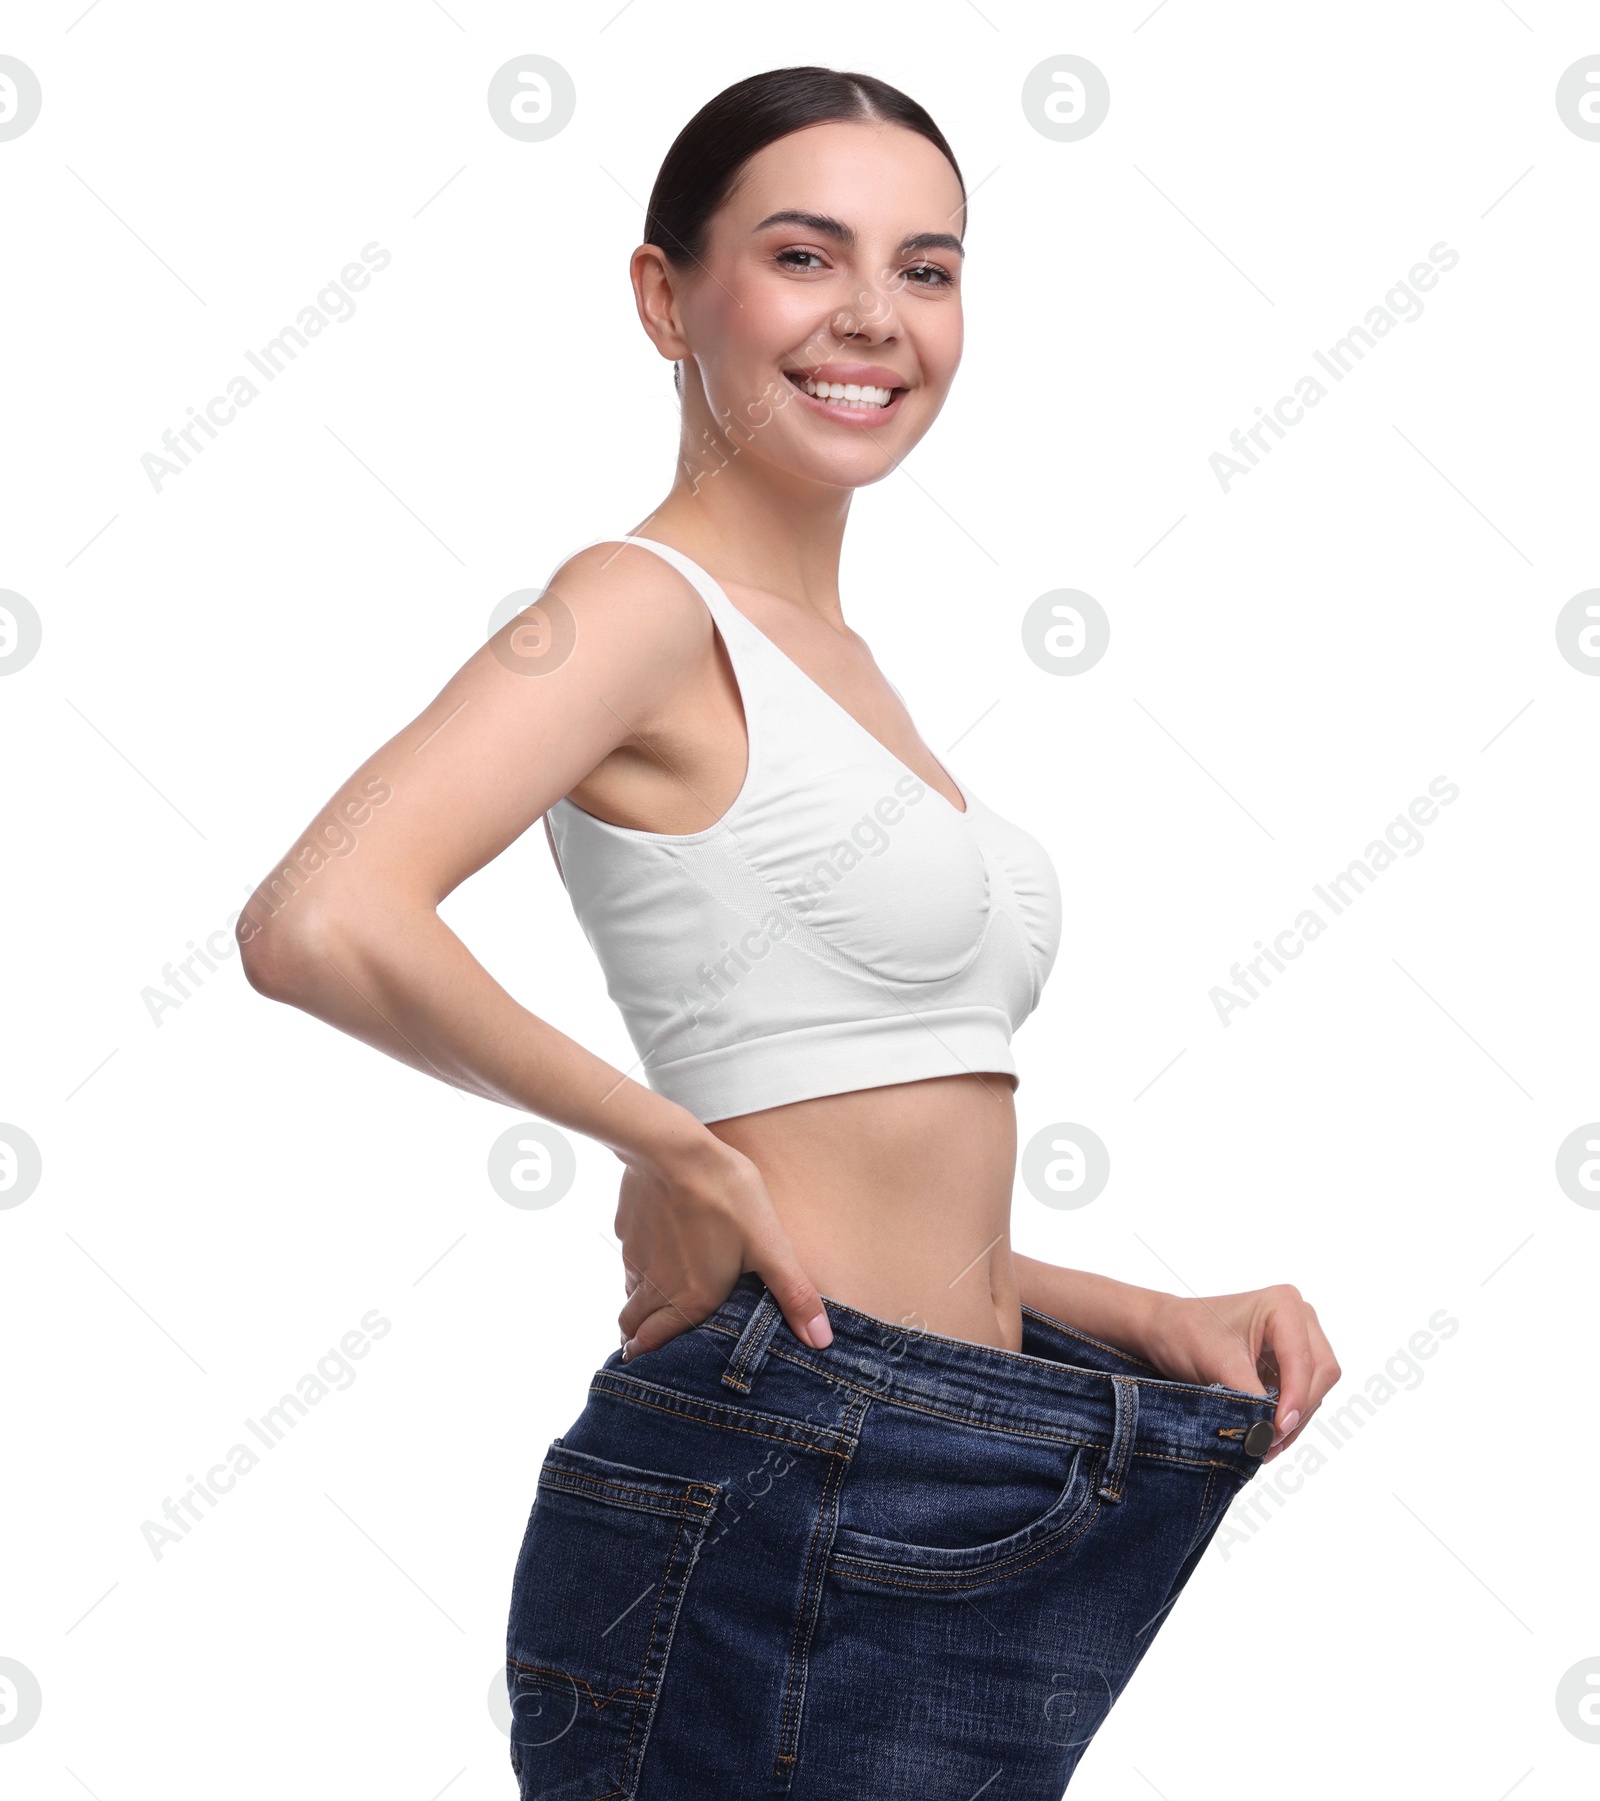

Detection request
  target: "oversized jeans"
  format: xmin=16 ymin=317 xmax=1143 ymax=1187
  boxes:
xmin=506 ymin=1271 xmax=1278 ymax=1798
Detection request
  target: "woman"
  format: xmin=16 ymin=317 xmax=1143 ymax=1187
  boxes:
xmin=241 ymin=66 xmax=1339 ymax=1798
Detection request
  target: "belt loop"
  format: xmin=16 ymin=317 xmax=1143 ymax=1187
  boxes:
xmin=1098 ymin=1375 xmax=1139 ymax=1503
xmin=721 ymin=1286 xmax=783 ymax=1393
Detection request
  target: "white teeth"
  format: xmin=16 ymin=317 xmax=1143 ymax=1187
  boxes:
xmin=793 ymin=376 xmax=895 ymax=409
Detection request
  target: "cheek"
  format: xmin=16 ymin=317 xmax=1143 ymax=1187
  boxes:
xmin=922 ymin=305 xmax=962 ymax=383
xmin=702 ymin=301 xmax=822 ymax=422
xmin=696 ymin=285 xmax=788 ymax=391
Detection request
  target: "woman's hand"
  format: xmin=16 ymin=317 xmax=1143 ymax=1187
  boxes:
xmin=1142 ymin=1284 xmax=1341 ymax=1462
xmin=613 ymin=1131 xmax=833 ymax=1362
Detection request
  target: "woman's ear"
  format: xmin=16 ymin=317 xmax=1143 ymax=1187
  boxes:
xmin=630 ymin=242 xmax=689 ymax=374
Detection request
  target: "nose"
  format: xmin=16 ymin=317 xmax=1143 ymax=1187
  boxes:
xmin=827 ymin=272 xmax=904 ymax=347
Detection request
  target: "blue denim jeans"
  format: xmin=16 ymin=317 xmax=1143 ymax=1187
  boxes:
xmin=505 ymin=1272 xmax=1277 ymax=1799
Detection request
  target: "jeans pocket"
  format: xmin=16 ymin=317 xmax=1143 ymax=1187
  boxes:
xmin=829 ymin=1443 xmax=1101 ymax=1591
xmin=505 ymin=1441 xmax=721 ymax=1799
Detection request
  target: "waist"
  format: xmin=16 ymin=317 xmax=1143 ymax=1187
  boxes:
xmin=604 ymin=1271 xmax=1278 ymax=1475
xmin=710 ymin=1072 xmax=1021 ymax=1348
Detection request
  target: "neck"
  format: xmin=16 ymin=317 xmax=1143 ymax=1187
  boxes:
xmin=638 ymin=409 xmax=853 ymax=616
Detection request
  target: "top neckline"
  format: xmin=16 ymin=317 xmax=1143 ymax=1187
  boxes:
xmin=607 ymin=533 xmax=972 ymax=820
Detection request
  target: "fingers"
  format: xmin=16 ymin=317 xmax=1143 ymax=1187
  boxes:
xmin=1210 ymin=1340 xmax=1270 ymax=1397
xmin=749 ymin=1245 xmax=831 ymax=1350
xmin=1184 ymin=1296 xmax=1268 ymax=1395
xmin=622 ymin=1300 xmax=693 ymax=1361
xmin=616 ymin=1276 xmax=654 ymax=1343
xmin=1258 ymin=1290 xmax=1314 ymax=1449
xmin=1305 ymin=1310 xmax=1342 ymax=1411
xmin=1263 ymin=1295 xmax=1340 ymax=1463
xmin=1267 ymin=1309 xmax=1341 ymax=1461
xmin=617 ymin=1263 xmax=696 ymax=1351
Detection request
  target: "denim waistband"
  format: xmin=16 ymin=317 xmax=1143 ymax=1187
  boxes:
xmin=697 ymin=1272 xmax=1280 ymax=1475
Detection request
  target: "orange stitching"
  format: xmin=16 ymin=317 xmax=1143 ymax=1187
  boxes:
xmin=830 ymin=1493 xmax=1104 ymax=1594
xmin=676 ymin=1329 xmax=1256 ymax=1474
xmin=1196 ymin=1465 xmax=1219 ymax=1549
xmin=703 ymin=1317 xmax=1274 ymax=1410
xmin=621 ymin=1510 xmax=685 ymax=1781
xmin=1141 ymin=1451 xmax=1248 ymax=1475
xmin=781 ymin=1429 xmax=851 ymax=1756
xmin=753 ymin=1347 xmax=1110 ymax=1446
xmin=774 ymin=1395 xmax=862 ymax=1776
xmin=722 ymin=1294 xmax=777 ymax=1390
xmin=836 ymin=1449 xmax=1093 ymax=1572
xmin=539 ymin=1471 xmax=714 ymax=1513
xmin=590 ymin=1372 xmax=852 ymax=1459
xmin=510 ymin=1491 xmax=717 ymax=1789
xmin=541 ymin=1465 xmax=705 ymax=1504
xmin=506 ymin=1659 xmax=648 ymax=1711
xmin=594 ymin=1361 xmax=857 ymax=1448
xmin=1101 ymin=1378 xmax=1136 ymax=1500
xmin=593 ymin=1367 xmax=850 ymax=1446
xmin=777 ymin=1429 xmax=839 ymax=1759
xmin=723 ymin=1339 xmax=1252 ymax=1473
xmin=636 ymin=1484 xmax=714 ymax=1787
xmin=586 ymin=1376 xmax=1245 ymax=1479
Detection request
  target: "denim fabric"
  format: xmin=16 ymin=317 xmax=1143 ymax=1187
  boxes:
xmin=505 ymin=1272 xmax=1277 ymax=1799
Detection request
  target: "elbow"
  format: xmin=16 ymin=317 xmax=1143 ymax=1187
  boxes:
xmin=237 ymin=904 xmax=305 ymax=1004
xmin=237 ymin=891 xmax=345 ymax=1006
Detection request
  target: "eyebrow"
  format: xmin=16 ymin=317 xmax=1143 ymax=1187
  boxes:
xmin=752 ymin=209 xmax=965 ymax=260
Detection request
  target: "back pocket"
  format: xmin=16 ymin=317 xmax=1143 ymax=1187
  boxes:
xmin=505 ymin=1441 xmax=720 ymax=1799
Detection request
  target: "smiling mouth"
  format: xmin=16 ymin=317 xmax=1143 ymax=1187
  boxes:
xmin=782 ymin=370 xmax=905 ymax=411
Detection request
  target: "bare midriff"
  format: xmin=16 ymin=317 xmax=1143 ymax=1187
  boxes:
xmin=708 ymin=1070 xmax=1024 ymax=1352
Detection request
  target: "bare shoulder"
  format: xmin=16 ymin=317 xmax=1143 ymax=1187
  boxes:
xmin=541 ymin=538 xmax=714 ymax=686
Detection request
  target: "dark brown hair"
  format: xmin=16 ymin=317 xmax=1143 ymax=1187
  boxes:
xmin=643 ymin=67 xmax=966 ymax=392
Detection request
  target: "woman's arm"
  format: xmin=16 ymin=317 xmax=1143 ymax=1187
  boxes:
xmin=1012 ymin=1252 xmax=1341 ymax=1463
xmin=1011 ymin=1255 xmax=1167 ymax=1358
xmin=237 ymin=543 xmax=833 ymax=1359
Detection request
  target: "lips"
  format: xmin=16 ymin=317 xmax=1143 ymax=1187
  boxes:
xmin=781 ymin=367 xmax=910 ymax=428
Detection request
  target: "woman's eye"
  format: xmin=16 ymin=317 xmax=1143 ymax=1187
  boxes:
xmin=771 ymin=249 xmax=954 ymax=288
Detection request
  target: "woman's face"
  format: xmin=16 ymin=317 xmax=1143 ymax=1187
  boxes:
xmin=656 ymin=119 xmax=966 ymax=491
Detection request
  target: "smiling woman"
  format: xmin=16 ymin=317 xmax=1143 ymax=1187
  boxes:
xmin=236 ymin=61 xmax=1339 ymax=1800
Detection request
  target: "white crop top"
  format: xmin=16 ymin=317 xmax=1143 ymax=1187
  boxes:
xmin=546 ymin=535 xmax=1062 ymax=1123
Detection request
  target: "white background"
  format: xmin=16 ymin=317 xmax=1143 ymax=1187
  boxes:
xmin=2 ymin=3 xmax=1595 ymax=1797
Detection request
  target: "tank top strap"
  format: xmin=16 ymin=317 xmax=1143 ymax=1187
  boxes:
xmin=567 ymin=534 xmax=755 ymax=650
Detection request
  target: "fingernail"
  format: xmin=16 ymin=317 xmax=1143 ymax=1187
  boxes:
xmin=1275 ymin=1409 xmax=1300 ymax=1441
xmin=804 ymin=1310 xmax=832 ymax=1349
xmin=621 ymin=1339 xmax=636 ymax=1362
